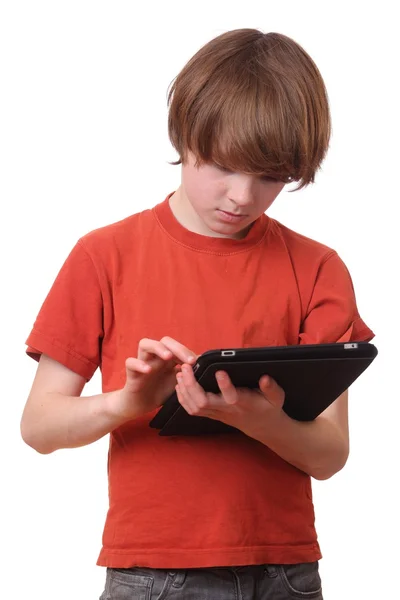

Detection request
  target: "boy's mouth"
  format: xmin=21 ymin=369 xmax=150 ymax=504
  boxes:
xmin=217 ymin=209 xmax=247 ymax=220
xmin=217 ymin=208 xmax=248 ymax=223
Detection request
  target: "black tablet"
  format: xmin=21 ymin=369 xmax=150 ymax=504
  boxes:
xmin=149 ymin=342 xmax=378 ymax=436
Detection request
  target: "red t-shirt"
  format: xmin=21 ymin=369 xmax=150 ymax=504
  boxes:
xmin=26 ymin=196 xmax=374 ymax=568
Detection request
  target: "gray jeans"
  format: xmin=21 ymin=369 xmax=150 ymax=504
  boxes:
xmin=100 ymin=562 xmax=323 ymax=599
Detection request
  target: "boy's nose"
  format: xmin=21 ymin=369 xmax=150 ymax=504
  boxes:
xmin=228 ymin=175 xmax=254 ymax=206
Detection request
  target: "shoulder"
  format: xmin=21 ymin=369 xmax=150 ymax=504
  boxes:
xmin=267 ymin=218 xmax=352 ymax=303
xmin=268 ymin=218 xmax=336 ymax=264
xmin=77 ymin=205 xmax=157 ymax=260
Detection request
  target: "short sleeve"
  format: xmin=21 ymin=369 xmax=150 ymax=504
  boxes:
xmin=299 ymin=252 xmax=374 ymax=345
xmin=25 ymin=240 xmax=103 ymax=380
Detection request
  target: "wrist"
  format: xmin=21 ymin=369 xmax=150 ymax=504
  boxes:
xmin=245 ymin=405 xmax=288 ymax=443
xmin=102 ymin=388 xmax=135 ymax=427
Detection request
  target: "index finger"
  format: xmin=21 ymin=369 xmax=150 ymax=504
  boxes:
xmin=138 ymin=338 xmax=174 ymax=362
xmin=160 ymin=336 xmax=197 ymax=365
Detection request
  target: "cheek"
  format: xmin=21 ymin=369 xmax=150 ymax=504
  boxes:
xmin=184 ymin=169 xmax=224 ymax=205
xmin=257 ymin=182 xmax=285 ymax=208
xmin=185 ymin=176 xmax=209 ymax=208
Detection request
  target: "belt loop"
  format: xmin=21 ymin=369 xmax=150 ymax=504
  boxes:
xmin=264 ymin=564 xmax=278 ymax=578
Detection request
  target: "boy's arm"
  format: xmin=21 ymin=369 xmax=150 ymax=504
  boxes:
xmin=20 ymin=355 xmax=129 ymax=454
xmin=247 ymin=388 xmax=350 ymax=481
xmin=176 ymin=366 xmax=349 ymax=480
xmin=21 ymin=338 xmax=196 ymax=454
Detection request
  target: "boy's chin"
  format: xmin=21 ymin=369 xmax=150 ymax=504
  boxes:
xmin=208 ymin=220 xmax=253 ymax=240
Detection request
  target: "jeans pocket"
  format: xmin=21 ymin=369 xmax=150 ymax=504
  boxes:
xmin=104 ymin=568 xmax=185 ymax=600
xmin=278 ymin=562 xmax=323 ymax=598
xmin=106 ymin=568 xmax=153 ymax=600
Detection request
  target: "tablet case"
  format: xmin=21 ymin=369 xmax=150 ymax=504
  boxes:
xmin=149 ymin=342 xmax=378 ymax=436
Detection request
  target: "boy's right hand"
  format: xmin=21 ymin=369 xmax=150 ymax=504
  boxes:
xmin=110 ymin=337 xmax=197 ymax=421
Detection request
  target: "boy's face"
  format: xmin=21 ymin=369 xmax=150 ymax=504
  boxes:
xmin=178 ymin=152 xmax=286 ymax=239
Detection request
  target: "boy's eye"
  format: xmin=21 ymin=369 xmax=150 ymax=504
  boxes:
xmin=213 ymin=164 xmax=281 ymax=182
xmin=260 ymin=175 xmax=278 ymax=182
xmin=214 ymin=164 xmax=232 ymax=173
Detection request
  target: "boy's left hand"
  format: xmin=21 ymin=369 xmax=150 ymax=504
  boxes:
xmin=175 ymin=364 xmax=285 ymax=436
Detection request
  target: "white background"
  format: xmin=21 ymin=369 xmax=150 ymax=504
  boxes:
xmin=0 ymin=1 xmax=398 ymax=598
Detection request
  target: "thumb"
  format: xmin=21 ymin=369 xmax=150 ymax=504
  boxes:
xmin=259 ymin=375 xmax=285 ymax=409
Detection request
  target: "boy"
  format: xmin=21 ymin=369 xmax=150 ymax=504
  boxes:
xmin=21 ymin=29 xmax=374 ymax=599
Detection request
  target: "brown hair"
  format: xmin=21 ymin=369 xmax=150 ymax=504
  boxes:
xmin=168 ymin=29 xmax=331 ymax=190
